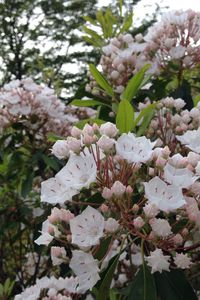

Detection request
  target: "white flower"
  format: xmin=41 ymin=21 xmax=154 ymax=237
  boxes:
xmin=70 ymin=206 xmax=104 ymax=248
xmin=176 ymin=128 xmax=200 ymax=153
xmin=163 ymin=163 xmax=198 ymax=188
xmin=150 ymin=218 xmax=172 ymax=237
xmin=144 ymin=176 xmax=185 ymax=212
xmin=42 ymin=152 xmax=97 ymax=204
xmin=97 ymin=135 xmax=115 ymax=152
xmin=51 ymin=140 xmax=69 ymax=159
xmin=116 ymin=133 xmax=156 ymax=163
xmin=104 ymin=218 xmax=119 ymax=233
xmin=41 ymin=177 xmax=78 ymax=204
xmin=100 ymin=122 xmax=118 ymax=137
xmin=111 ymin=181 xmax=126 ymax=197
xmin=146 ymin=249 xmax=170 ymax=273
xmin=56 ymin=153 xmax=97 ymax=190
xmin=70 ymin=250 xmax=100 ymax=293
xmin=35 ymin=220 xmax=53 ymax=246
xmin=174 ymin=253 xmax=192 ymax=269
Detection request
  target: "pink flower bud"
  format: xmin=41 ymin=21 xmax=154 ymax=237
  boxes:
xmin=48 ymin=225 xmax=54 ymax=235
xmin=67 ymin=137 xmax=81 ymax=153
xmin=48 ymin=214 xmax=58 ymax=224
xmin=82 ymin=133 xmax=94 ymax=145
xmin=51 ymin=140 xmax=69 ymax=159
xmin=51 ymin=246 xmax=63 ymax=258
xmin=111 ymin=181 xmax=126 ymax=197
xmin=148 ymin=167 xmax=155 ymax=176
xmin=126 ymin=185 xmax=133 ymax=195
xmin=155 ymin=157 xmax=166 ymax=168
xmin=100 ymin=204 xmax=109 ymax=213
xmin=83 ymin=124 xmax=94 ymax=136
xmin=182 ymin=228 xmax=189 ymax=237
xmin=60 ymin=209 xmax=74 ymax=222
xmin=71 ymin=126 xmax=82 ymax=138
xmin=67 ymin=234 xmax=72 ymax=242
xmin=172 ymin=233 xmax=183 ymax=245
xmin=104 ymin=218 xmax=119 ymax=233
xmin=133 ymin=216 xmax=145 ymax=229
xmin=100 ymin=122 xmax=118 ymax=137
xmin=97 ymin=135 xmax=115 ymax=152
xmin=102 ymin=187 xmax=112 ymax=199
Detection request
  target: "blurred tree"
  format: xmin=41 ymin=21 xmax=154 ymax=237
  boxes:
xmin=0 ymin=0 xmax=98 ymax=98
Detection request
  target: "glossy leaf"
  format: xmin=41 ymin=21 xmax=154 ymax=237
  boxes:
xmin=89 ymin=64 xmax=114 ymax=97
xmin=119 ymin=13 xmax=133 ymax=33
xmin=94 ymin=236 xmax=112 ymax=261
xmin=21 ymin=171 xmax=34 ymax=198
xmin=120 ymin=64 xmax=150 ymax=102
xmin=75 ymin=118 xmax=105 ymax=128
xmin=154 ymin=269 xmax=198 ymax=300
xmin=96 ymin=254 xmax=120 ymax=300
xmin=71 ymin=99 xmax=110 ymax=107
xmin=116 ymin=99 xmax=134 ymax=133
xmin=127 ymin=264 xmax=156 ymax=300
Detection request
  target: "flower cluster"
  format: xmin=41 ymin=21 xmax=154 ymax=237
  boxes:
xmin=146 ymin=97 xmax=200 ymax=149
xmin=15 ymin=276 xmax=77 ymax=300
xmin=144 ymin=9 xmax=200 ymax=74
xmin=90 ymin=10 xmax=200 ymax=94
xmin=0 ymin=78 xmax=95 ymax=141
xmin=14 ymin=119 xmax=200 ymax=298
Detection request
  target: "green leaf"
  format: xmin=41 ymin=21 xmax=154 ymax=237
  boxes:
xmin=75 ymin=118 xmax=105 ymax=129
xmin=120 ymin=64 xmax=150 ymax=102
xmin=94 ymin=236 xmax=112 ymax=261
xmin=47 ymin=133 xmax=64 ymax=142
xmin=21 ymin=171 xmax=34 ymax=198
xmin=116 ymin=100 xmax=134 ymax=133
xmin=83 ymin=35 xmax=102 ymax=47
xmin=154 ymin=269 xmax=198 ymax=300
xmin=127 ymin=264 xmax=156 ymax=300
xmin=119 ymin=13 xmax=133 ymax=33
xmin=96 ymin=254 xmax=120 ymax=300
xmin=89 ymin=64 xmax=114 ymax=97
xmin=136 ymin=108 xmax=155 ymax=136
xmin=71 ymin=99 xmax=110 ymax=108
xmin=83 ymin=15 xmax=98 ymax=26
xmin=133 ymin=102 xmax=158 ymax=129
xmin=42 ymin=154 xmax=60 ymax=172
xmin=193 ymin=94 xmax=200 ymax=106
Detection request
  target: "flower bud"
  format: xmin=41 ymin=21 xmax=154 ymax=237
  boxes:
xmin=133 ymin=216 xmax=145 ymax=229
xmin=102 ymin=187 xmax=112 ymax=199
xmin=111 ymin=181 xmax=126 ymax=197
xmin=97 ymin=135 xmax=115 ymax=152
xmin=51 ymin=140 xmax=69 ymax=159
xmin=104 ymin=218 xmax=119 ymax=233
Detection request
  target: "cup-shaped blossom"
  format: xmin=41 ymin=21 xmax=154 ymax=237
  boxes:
xmin=69 ymin=250 xmax=100 ymax=293
xmin=116 ymin=133 xmax=156 ymax=163
xmin=163 ymin=163 xmax=198 ymax=188
xmin=56 ymin=152 xmax=97 ymax=190
xmin=70 ymin=206 xmax=104 ymax=248
xmin=176 ymin=128 xmax=200 ymax=153
xmin=145 ymin=249 xmax=170 ymax=273
xmin=144 ymin=176 xmax=185 ymax=212
xmin=41 ymin=177 xmax=78 ymax=204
